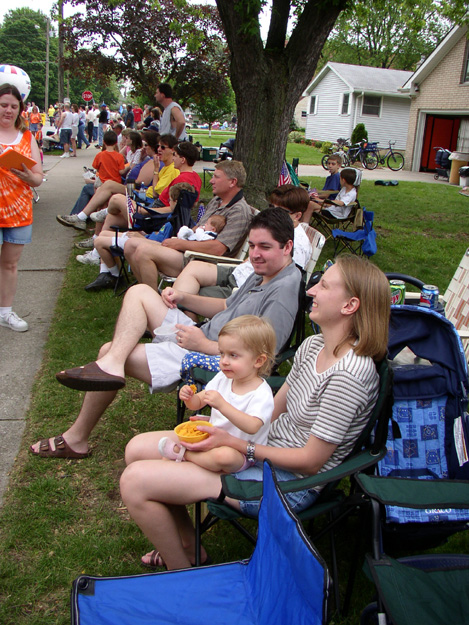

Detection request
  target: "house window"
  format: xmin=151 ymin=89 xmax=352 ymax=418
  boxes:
xmin=309 ymin=95 xmax=317 ymax=115
xmin=341 ymin=93 xmax=350 ymax=115
xmin=462 ymin=42 xmax=469 ymax=83
xmin=362 ymin=95 xmax=381 ymax=116
xmin=301 ymin=110 xmax=307 ymax=118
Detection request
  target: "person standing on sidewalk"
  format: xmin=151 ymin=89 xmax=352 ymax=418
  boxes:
xmin=56 ymin=103 xmax=73 ymax=159
xmin=77 ymin=105 xmax=90 ymax=149
xmin=0 ymin=83 xmax=43 ymax=332
xmin=97 ymin=104 xmax=109 ymax=147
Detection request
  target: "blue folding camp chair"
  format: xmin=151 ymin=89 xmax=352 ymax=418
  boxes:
xmin=332 ymin=208 xmax=376 ymax=257
xmin=70 ymin=461 xmax=330 ymax=625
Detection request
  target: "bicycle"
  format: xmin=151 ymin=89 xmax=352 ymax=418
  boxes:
xmin=321 ymin=138 xmax=351 ymax=169
xmin=375 ymin=141 xmax=405 ymax=171
xmin=348 ymin=140 xmax=379 ymax=170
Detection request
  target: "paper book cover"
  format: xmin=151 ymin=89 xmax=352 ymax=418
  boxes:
xmin=0 ymin=147 xmax=37 ymax=171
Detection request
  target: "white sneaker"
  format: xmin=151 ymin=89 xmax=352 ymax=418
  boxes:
xmin=76 ymin=250 xmax=100 ymax=265
xmin=60 ymin=153 xmax=70 ymax=158
xmin=0 ymin=311 xmax=29 ymax=332
xmin=90 ymin=208 xmax=108 ymax=223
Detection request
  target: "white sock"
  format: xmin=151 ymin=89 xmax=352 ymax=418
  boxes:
xmin=77 ymin=212 xmax=87 ymax=221
xmin=108 ymin=265 xmax=120 ymax=277
xmin=0 ymin=306 xmax=12 ymax=317
xmin=100 ymin=263 xmax=111 ymax=274
xmin=90 ymin=248 xmax=100 ymax=259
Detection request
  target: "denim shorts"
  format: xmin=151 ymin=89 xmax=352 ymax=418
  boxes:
xmin=232 ymin=462 xmax=319 ymax=518
xmin=59 ymin=128 xmax=72 ymax=144
xmin=0 ymin=224 xmax=33 ymax=245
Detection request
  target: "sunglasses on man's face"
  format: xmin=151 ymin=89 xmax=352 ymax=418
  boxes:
xmin=157 ymin=144 xmax=169 ymax=150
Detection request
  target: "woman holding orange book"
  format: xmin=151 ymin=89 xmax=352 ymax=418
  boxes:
xmin=0 ymin=83 xmax=43 ymax=332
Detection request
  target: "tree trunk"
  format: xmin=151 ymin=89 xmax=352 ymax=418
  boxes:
xmin=216 ymin=0 xmax=347 ymax=207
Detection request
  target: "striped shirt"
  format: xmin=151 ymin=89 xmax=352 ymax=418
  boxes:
xmin=268 ymin=334 xmax=379 ymax=481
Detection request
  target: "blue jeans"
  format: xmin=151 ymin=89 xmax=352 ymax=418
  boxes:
xmin=0 ymin=224 xmax=33 ymax=245
xmin=71 ymin=184 xmax=95 ymax=215
xmin=233 ymin=462 xmax=319 ymax=518
xmin=93 ymin=126 xmax=98 ymax=141
xmin=77 ymin=123 xmax=89 ymax=148
xmin=98 ymin=123 xmax=106 ymax=146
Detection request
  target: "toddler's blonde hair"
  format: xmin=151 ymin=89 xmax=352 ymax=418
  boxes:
xmin=218 ymin=315 xmax=276 ymax=377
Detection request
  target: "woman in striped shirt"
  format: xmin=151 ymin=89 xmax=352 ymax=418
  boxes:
xmin=121 ymin=254 xmax=391 ymax=570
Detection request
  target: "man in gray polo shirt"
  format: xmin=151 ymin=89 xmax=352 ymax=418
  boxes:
xmin=124 ymin=160 xmax=253 ymax=291
xmin=30 ymin=208 xmax=302 ymax=459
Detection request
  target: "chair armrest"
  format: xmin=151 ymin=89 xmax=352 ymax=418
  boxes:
xmin=183 ymin=250 xmax=244 ymax=267
xmin=356 ymin=474 xmax=469 ymax=509
xmin=221 ymin=447 xmax=387 ymax=501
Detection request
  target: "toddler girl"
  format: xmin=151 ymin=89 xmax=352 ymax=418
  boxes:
xmin=158 ymin=315 xmax=276 ymax=473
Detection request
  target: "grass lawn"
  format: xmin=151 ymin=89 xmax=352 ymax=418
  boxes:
xmin=0 ymin=179 xmax=468 ymax=624
xmin=190 ymin=129 xmax=323 ymax=165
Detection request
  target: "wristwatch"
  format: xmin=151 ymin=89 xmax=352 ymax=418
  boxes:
xmin=246 ymin=441 xmax=256 ymax=463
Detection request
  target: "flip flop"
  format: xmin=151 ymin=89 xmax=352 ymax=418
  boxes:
xmin=158 ymin=436 xmax=186 ymax=462
xmin=141 ymin=549 xmax=212 ymax=570
xmin=56 ymin=361 xmax=125 ymax=392
xmin=29 ymin=435 xmax=91 ymax=459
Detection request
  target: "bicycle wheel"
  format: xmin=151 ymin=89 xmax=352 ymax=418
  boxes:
xmin=362 ymin=151 xmax=379 ymax=170
xmin=387 ymin=152 xmax=405 ymax=171
xmin=321 ymin=154 xmax=330 ymax=170
xmin=341 ymin=152 xmax=350 ymax=167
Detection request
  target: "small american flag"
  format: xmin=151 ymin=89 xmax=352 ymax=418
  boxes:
xmin=126 ymin=191 xmax=136 ymax=228
xmin=278 ymin=161 xmax=292 ymax=186
xmin=196 ymin=203 xmax=205 ymax=224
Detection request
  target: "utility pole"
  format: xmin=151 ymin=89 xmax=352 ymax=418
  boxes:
xmin=45 ymin=17 xmax=50 ymax=112
xmin=57 ymin=0 xmax=64 ymax=102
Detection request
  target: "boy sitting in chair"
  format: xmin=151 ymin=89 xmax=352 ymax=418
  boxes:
xmin=308 ymin=168 xmax=361 ymax=222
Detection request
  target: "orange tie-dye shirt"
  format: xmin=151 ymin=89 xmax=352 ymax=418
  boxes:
xmin=0 ymin=130 xmax=34 ymax=228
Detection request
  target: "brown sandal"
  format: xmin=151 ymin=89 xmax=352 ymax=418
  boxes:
xmin=29 ymin=435 xmax=91 ymax=459
xmin=56 ymin=361 xmax=125 ymax=392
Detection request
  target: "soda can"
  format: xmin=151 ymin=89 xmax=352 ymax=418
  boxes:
xmin=390 ymin=280 xmax=406 ymax=305
xmin=419 ymin=285 xmax=439 ymax=309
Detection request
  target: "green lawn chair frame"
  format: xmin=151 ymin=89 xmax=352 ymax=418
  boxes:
xmin=194 ymin=359 xmax=393 ymax=614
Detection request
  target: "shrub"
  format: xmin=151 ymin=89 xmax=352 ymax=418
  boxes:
xmin=289 ymin=117 xmax=300 ymax=132
xmin=288 ymin=131 xmax=304 ymax=143
xmin=351 ymin=123 xmax=368 ymax=145
xmin=314 ymin=140 xmax=323 ymax=149
xmin=305 ymin=139 xmax=312 ymax=146
xmin=321 ymin=141 xmax=333 ymax=154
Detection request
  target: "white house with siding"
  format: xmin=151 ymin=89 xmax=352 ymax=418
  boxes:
xmin=303 ymin=62 xmax=413 ymax=150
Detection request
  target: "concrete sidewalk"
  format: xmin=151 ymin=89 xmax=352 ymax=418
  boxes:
xmin=0 ymin=146 xmax=96 ymax=507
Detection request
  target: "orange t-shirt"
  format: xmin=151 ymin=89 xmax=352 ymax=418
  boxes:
xmin=30 ymin=113 xmax=41 ymax=124
xmin=0 ymin=130 xmax=34 ymax=228
xmin=92 ymin=150 xmax=125 ymax=184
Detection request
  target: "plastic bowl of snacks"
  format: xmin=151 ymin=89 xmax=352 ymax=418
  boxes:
xmin=174 ymin=420 xmax=213 ymax=443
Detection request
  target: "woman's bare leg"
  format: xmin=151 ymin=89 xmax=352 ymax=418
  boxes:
xmin=120 ymin=459 xmax=222 ymax=569
xmin=0 ymin=242 xmax=24 ymax=306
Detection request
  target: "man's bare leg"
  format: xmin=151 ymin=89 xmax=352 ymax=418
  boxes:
xmin=83 ymin=180 xmax=125 ymax=215
xmin=172 ymin=261 xmax=218 ymax=295
xmin=30 ymin=285 xmax=170 ymax=454
xmin=93 ymin=284 xmax=171 ymax=378
xmin=126 ymin=239 xmax=185 ymax=291
xmin=172 ymin=261 xmax=218 ymax=321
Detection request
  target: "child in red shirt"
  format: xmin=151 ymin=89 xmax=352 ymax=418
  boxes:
xmin=92 ymin=130 xmax=126 ymax=183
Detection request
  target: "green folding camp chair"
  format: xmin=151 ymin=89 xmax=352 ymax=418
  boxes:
xmin=193 ymin=359 xmax=393 ymax=613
